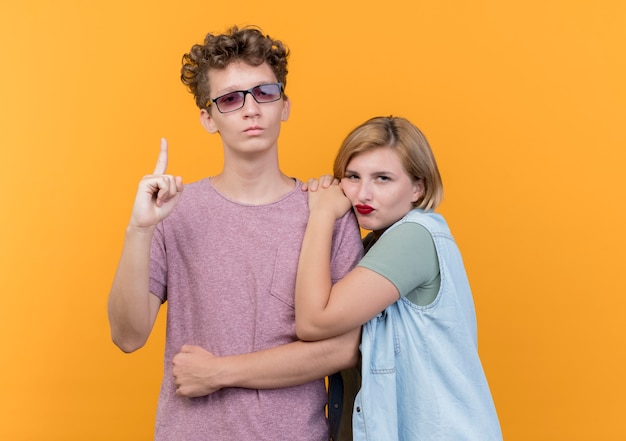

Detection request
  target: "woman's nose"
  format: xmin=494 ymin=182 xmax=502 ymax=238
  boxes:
xmin=357 ymin=182 xmax=372 ymax=202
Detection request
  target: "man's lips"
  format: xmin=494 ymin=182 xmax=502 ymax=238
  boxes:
xmin=355 ymin=204 xmax=374 ymax=214
xmin=244 ymin=125 xmax=263 ymax=133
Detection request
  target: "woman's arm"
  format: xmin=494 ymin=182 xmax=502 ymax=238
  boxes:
xmin=172 ymin=327 xmax=361 ymax=397
xmin=295 ymin=184 xmax=400 ymax=341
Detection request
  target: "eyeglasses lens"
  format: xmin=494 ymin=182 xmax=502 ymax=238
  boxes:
xmin=251 ymin=84 xmax=282 ymax=102
xmin=214 ymin=83 xmax=282 ymax=113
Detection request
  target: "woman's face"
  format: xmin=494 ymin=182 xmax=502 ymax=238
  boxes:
xmin=340 ymin=146 xmax=424 ymax=233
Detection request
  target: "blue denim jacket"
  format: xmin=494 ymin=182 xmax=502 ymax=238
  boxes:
xmin=350 ymin=210 xmax=502 ymax=440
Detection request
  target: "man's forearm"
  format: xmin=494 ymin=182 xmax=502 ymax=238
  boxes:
xmin=108 ymin=226 xmax=160 ymax=352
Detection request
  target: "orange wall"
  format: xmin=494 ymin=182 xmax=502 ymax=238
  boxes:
xmin=1 ymin=1 xmax=625 ymax=439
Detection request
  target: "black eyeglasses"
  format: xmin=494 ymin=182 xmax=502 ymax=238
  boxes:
xmin=207 ymin=83 xmax=284 ymax=113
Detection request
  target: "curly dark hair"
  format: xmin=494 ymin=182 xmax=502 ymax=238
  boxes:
xmin=181 ymin=25 xmax=290 ymax=110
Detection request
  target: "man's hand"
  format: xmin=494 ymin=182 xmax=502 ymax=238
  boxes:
xmin=172 ymin=345 xmax=224 ymax=397
xmin=129 ymin=138 xmax=184 ymax=229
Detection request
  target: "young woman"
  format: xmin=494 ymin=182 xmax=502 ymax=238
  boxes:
xmin=296 ymin=116 xmax=502 ymax=440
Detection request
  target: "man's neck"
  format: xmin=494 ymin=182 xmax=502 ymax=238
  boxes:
xmin=212 ymin=163 xmax=295 ymax=205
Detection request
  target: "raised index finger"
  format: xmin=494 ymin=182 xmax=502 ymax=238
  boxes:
xmin=153 ymin=138 xmax=168 ymax=175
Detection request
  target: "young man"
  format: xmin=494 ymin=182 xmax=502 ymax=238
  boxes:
xmin=108 ymin=26 xmax=363 ymax=441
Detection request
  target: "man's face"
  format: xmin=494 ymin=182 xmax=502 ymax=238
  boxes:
xmin=200 ymin=61 xmax=290 ymax=157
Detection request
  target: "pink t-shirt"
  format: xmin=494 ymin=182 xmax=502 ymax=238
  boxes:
xmin=149 ymin=178 xmax=363 ymax=441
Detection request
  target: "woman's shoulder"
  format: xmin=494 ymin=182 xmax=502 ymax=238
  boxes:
xmin=395 ymin=210 xmax=450 ymax=235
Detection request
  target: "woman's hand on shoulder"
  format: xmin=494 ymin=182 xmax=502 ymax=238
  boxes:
xmin=303 ymin=175 xmax=352 ymax=220
xmin=301 ymin=174 xmax=336 ymax=192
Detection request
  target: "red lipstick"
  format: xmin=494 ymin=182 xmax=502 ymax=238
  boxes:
xmin=355 ymin=204 xmax=374 ymax=215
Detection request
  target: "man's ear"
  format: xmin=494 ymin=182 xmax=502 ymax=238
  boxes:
xmin=200 ymin=108 xmax=219 ymax=134
xmin=281 ymin=97 xmax=291 ymax=122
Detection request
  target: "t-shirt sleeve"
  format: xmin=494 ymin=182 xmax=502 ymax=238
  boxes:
xmin=149 ymin=223 xmax=168 ymax=302
xmin=330 ymin=210 xmax=365 ymax=283
xmin=358 ymin=222 xmax=439 ymax=302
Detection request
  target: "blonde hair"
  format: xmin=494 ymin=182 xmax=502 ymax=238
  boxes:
xmin=333 ymin=116 xmax=443 ymax=210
